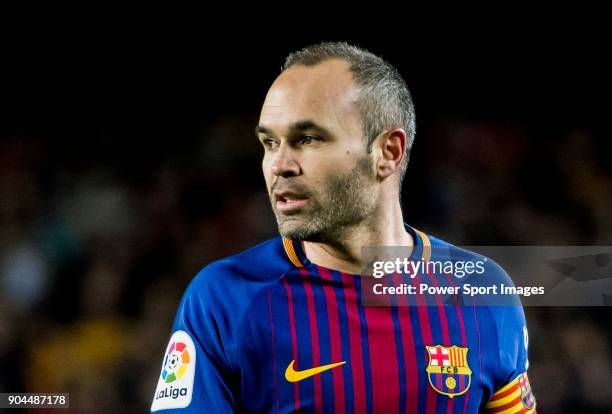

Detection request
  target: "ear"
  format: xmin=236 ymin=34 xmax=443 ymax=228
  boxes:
xmin=375 ymin=128 xmax=406 ymax=180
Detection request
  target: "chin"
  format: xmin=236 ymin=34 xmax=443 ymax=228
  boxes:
xmin=278 ymin=220 xmax=322 ymax=241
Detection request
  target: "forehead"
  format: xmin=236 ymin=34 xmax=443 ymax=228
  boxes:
xmin=259 ymin=59 xmax=362 ymax=135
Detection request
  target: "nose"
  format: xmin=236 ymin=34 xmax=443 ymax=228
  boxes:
xmin=270 ymin=142 xmax=300 ymax=178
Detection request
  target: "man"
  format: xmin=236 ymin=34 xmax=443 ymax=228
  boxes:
xmin=150 ymin=42 xmax=536 ymax=413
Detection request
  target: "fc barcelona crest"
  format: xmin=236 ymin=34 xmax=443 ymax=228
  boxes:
xmin=425 ymin=345 xmax=472 ymax=398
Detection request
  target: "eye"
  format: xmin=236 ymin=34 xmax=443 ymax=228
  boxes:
xmin=297 ymin=135 xmax=319 ymax=145
xmin=261 ymin=137 xmax=279 ymax=150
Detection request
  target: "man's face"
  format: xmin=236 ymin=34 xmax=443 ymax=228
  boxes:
xmin=257 ymin=59 xmax=379 ymax=241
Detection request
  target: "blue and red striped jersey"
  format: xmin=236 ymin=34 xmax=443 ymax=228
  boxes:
xmin=150 ymin=226 xmax=536 ymax=413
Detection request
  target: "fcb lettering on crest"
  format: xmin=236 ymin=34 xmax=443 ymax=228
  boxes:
xmin=425 ymin=345 xmax=472 ymax=398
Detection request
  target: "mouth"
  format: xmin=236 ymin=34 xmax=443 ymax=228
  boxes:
xmin=274 ymin=192 xmax=309 ymax=214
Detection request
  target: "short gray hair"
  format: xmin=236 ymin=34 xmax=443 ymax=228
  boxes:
xmin=283 ymin=41 xmax=416 ymax=185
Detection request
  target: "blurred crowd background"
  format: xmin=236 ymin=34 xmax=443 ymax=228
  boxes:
xmin=1 ymin=28 xmax=611 ymax=413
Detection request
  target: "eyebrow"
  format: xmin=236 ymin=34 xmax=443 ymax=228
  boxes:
xmin=255 ymin=120 xmax=333 ymax=137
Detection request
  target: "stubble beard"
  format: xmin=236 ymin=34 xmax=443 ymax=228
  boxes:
xmin=272 ymin=156 xmax=378 ymax=242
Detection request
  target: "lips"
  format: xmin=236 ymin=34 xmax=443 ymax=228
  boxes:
xmin=274 ymin=191 xmax=309 ymax=214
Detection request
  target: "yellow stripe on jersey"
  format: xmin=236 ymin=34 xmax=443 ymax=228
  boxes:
xmin=484 ymin=372 xmax=536 ymax=413
xmin=414 ymin=228 xmax=432 ymax=261
xmin=282 ymin=238 xmax=304 ymax=268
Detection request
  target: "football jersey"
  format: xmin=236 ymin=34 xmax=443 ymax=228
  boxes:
xmin=150 ymin=225 xmax=536 ymax=413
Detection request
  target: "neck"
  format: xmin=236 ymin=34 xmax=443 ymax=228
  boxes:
xmin=303 ymin=199 xmax=413 ymax=274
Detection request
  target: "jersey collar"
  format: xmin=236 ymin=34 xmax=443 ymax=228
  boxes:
xmin=282 ymin=224 xmax=431 ymax=268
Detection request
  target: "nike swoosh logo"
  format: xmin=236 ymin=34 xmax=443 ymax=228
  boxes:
xmin=285 ymin=359 xmax=346 ymax=382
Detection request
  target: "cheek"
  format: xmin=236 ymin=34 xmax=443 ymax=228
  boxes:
xmin=261 ymin=159 xmax=273 ymax=188
xmin=312 ymin=154 xmax=355 ymax=177
xmin=306 ymin=165 xmax=336 ymax=189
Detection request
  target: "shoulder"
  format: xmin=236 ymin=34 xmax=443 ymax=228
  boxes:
xmin=424 ymin=231 xmax=516 ymax=288
xmin=171 ymin=236 xmax=297 ymax=369
xmin=171 ymin=236 xmax=294 ymax=324
xmin=184 ymin=236 xmax=296 ymax=304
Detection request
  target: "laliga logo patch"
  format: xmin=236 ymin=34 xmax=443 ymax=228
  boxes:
xmin=151 ymin=330 xmax=196 ymax=411
xmin=162 ymin=340 xmax=191 ymax=383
